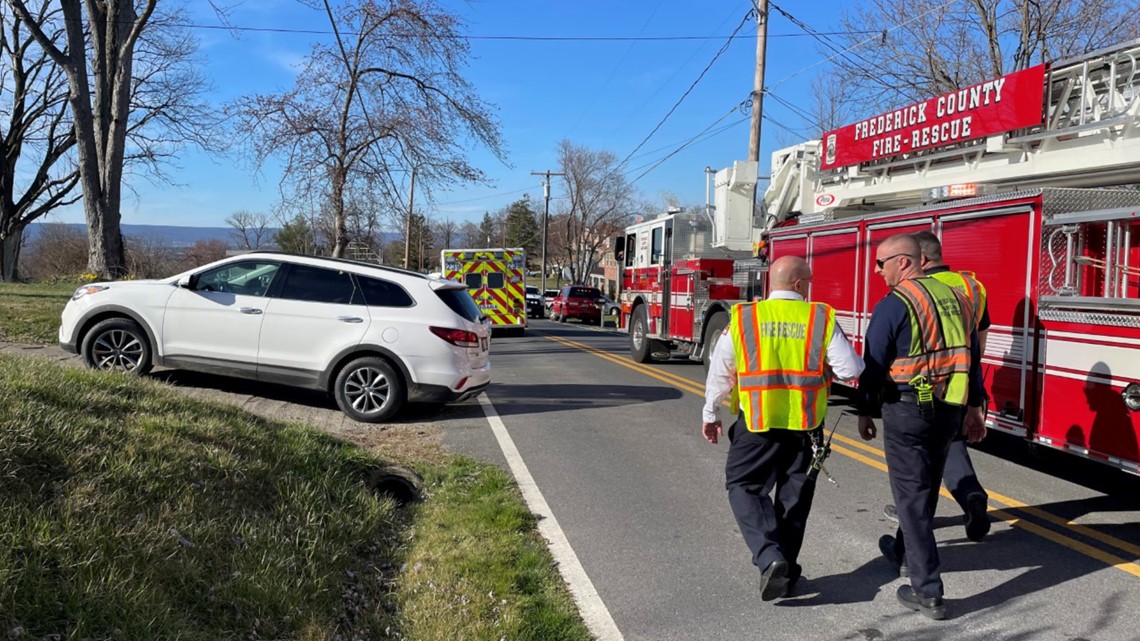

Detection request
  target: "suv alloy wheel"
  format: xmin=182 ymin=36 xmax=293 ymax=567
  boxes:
xmin=82 ymin=318 xmax=154 ymax=375
xmin=334 ymin=356 xmax=405 ymax=423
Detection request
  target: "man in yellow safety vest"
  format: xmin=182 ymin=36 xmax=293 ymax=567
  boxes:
xmin=858 ymin=233 xmax=986 ymax=620
xmin=702 ymin=255 xmax=864 ymax=601
xmin=881 ymin=231 xmax=992 ymax=543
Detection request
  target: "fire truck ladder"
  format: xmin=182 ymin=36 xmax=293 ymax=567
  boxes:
xmin=763 ymin=38 xmax=1140 ymax=224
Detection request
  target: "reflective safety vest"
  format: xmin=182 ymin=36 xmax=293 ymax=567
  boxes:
xmin=929 ymin=270 xmax=987 ymax=329
xmin=888 ymin=277 xmax=973 ymax=405
xmin=729 ymin=299 xmax=836 ymax=432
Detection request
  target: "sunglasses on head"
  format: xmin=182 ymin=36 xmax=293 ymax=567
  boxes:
xmin=875 ymin=253 xmax=912 ymax=269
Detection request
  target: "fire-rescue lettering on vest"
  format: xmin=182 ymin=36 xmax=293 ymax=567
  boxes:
xmin=929 ymin=270 xmax=987 ymax=329
xmin=729 ymin=299 xmax=836 ymax=432
xmin=888 ymin=277 xmax=973 ymax=405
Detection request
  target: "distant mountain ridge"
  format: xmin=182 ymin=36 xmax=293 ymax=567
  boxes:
xmin=26 ymin=223 xmax=403 ymax=249
xmin=26 ymin=223 xmax=249 ymax=248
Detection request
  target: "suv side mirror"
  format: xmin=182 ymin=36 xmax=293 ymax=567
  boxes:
xmin=178 ymin=274 xmax=198 ymax=290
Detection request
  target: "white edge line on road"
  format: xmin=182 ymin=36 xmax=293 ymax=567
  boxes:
xmin=477 ymin=393 xmax=624 ymax=641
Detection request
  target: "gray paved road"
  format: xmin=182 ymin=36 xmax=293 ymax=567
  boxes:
xmin=9 ymin=328 xmax=1138 ymax=641
xmin=446 ymin=319 xmax=1140 ymax=641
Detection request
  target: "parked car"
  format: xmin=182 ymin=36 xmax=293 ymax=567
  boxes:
xmin=543 ymin=289 xmax=559 ymax=311
xmin=550 ymin=285 xmax=604 ymax=324
xmin=58 ymin=251 xmax=492 ymax=423
xmin=597 ymin=295 xmax=621 ymax=317
xmin=525 ymin=286 xmax=545 ymax=318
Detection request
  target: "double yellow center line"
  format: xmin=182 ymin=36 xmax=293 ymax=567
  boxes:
xmin=540 ymin=331 xmax=1140 ymax=579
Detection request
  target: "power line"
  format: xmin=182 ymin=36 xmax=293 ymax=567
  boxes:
xmin=764 ymin=91 xmax=816 ymax=128
xmin=625 ymin=101 xmax=750 ymax=185
xmin=605 ymin=4 xmax=742 ymax=140
xmin=436 ymin=186 xmax=536 ymax=207
xmin=617 ymin=9 xmax=754 ymax=170
xmin=566 ymin=0 xmax=665 ymax=136
xmin=767 ymin=0 xmax=958 ymax=91
xmin=762 ymin=113 xmax=809 ymax=138
xmin=628 ymin=117 xmax=749 ymax=186
xmin=769 ymin=2 xmax=874 ymax=77
xmin=155 ymin=21 xmax=877 ymax=41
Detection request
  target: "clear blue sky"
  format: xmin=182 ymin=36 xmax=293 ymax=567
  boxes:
xmin=52 ymin=0 xmax=862 ymax=229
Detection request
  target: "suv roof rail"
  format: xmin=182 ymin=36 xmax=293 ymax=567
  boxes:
xmin=244 ymin=250 xmax=430 ymax=279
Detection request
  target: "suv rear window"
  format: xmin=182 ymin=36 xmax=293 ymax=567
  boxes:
xmin=357 ymin=276 xmax=414 ymax=307
xmin=568 ymin=287 xmax=601 ymax=299
xmin=436 ymin=288 xmax=482 ymax=322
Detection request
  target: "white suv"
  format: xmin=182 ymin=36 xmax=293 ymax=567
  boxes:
xmin=58 ymin=252 xmax=492 ymax=422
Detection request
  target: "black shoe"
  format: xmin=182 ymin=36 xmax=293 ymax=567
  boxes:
xmin=784 ymin=563 xmax=802 ymax=598
xmin=883 ymin=504 xmax=899 ymax=523
xmin=896 ymin=585 xmax=947 ymax=620
xmin=878 ymin=534 xmax=909 ymax=578
xmin=964 ymin=493 xmax=991 ymax=542
xmin=758 ymin=558 xmax=789 ymax=602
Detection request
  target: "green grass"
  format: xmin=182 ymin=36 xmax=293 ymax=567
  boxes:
xmin=399 ymin=460 xmax=593 ymax=641
xmin=0 ymin=282 xmax=74 ymax=345
xmin=0 ymin=355 xmax=591 ymax=640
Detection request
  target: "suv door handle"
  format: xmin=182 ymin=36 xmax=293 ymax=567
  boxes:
xmin=338 ymin=316 xmax=364 ymax=323
xmin=239 ymin=307 xmax=263 ymax=315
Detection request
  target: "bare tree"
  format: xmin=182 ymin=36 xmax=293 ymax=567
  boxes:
xmin=828 ymin=0 xmax=1140 ymax=115
xmin=5 ymin=0 xmax=156 ymax=279
xmin=0 ymin=1 xmax=80 ymax=281
xmin=124 ymin=233 xmax=176 ymax=279
xmin=553 ymin=140 xmax=640 ymax=284
xmin=457 ymin=220 xmax=482 ymax=248
xmin=433 ymin=216 xmax=458 ymax=250
xmin=21 ymin=221 xmax=86 ymax=279
xmin=230 ymin=0 xmax=504 ymax=259
xmin=808 ymin=73 xmax=855 ymax=136
xmin=184 ymin=238 xmax=228 ymax=267
xmin=4 ymin=0 xmax=219 ymax=279
xmin=226 ymin=210 xmax=272 ymax=250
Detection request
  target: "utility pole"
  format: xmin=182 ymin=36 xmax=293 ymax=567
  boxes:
xmin=748 ymin=0 xmax=769 ymax=163
xmin=403 ymin=166 xmax=417 ymax=269
xmin=531 ymin=169 xmax=564 ymax=296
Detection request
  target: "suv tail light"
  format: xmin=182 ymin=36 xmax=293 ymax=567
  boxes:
xmin=430 ymin=326 xmax=479 ymax=348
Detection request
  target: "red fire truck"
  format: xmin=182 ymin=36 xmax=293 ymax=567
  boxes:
xmin=616 ymin=38 xmax=1140 ymax=474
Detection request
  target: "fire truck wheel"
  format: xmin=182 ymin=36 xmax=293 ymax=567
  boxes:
xmin=702 ymin=312 xmax=729 ymax=371
xmin=630 ymin=305 xmax=653 ymax=363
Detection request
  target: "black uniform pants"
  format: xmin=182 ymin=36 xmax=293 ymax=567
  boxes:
xmin=944 ymin=431 xmax=988 ymax=512
xmin=724 ymin=415 xmax=818 ymax=573
xmin=882 ymin=398 xmax=962 ymax=599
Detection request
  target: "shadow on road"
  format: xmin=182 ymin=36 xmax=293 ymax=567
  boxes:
xmin=781 ymin=526 xmax=1111 ymax=621
xmin=149 ymin=370 xmax=451 ymax=424
xmin=486 ymin=383 xmax=683 ymax=416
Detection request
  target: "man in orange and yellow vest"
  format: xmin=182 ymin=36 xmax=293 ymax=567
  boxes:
xmin=858 ymin=233 xmax=986 ymax=620
xmin=702 ymin=256 xmax=864 ymax=601
xmin=881 ymin=231 xmax=992 ymax=543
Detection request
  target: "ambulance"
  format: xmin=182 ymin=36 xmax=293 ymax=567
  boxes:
xmin=441 ymin=248 xmax=527 ymax=335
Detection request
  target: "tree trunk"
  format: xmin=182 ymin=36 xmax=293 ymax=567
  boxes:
xmin=0 ymin=225 xmax=24 ymax=282
xmin=331 ymin=165 xmax=347 ymax=258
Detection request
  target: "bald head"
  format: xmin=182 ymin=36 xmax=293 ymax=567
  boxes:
xmin=880 ymin=233 xmax=920 ymax=258
xmin=874 ymin=233 xmax=924 ymax=286
xmin=770 ymin=255 xmax=812 ymax=292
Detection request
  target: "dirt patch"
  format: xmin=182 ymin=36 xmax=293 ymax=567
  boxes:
xmin=0 ymin=341 xmax=452 ymax=462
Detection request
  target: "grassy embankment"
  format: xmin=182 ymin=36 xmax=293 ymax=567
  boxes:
xmin=0 ymin=283 xmax=591 ymax=640
xmin=0 ymin=282 xmax=74 ymax=345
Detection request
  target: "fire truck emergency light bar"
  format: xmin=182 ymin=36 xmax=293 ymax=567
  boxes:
xmin=925 ymin=183 xmax=996 ymax=202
